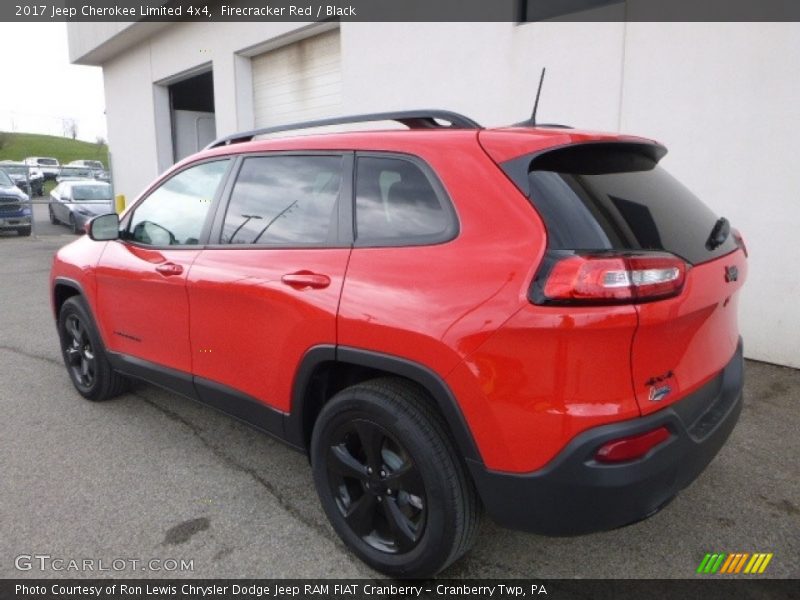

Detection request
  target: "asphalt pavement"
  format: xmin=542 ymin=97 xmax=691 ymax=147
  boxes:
xmin=0 ymin=224 xmax=797 ymax=579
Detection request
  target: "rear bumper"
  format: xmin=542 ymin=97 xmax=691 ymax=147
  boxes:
xmin=468 ymin=339 xmax=744 ymax=535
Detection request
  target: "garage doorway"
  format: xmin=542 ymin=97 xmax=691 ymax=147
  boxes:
xmin=169 ymin=70 xmax=216 ymax=162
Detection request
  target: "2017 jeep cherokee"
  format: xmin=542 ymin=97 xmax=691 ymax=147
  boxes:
xmin=50 ymin=110 xmax=747 ymax=577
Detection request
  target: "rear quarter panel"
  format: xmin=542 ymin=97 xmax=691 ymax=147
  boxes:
xmin=337 ymin=136 xmax=546 ymax=376
xmin=450 ymin=304 xmax=640 ymax=472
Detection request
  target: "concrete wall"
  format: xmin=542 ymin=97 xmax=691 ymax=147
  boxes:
xmin=70 ymin=21 xmax=800 ymax=368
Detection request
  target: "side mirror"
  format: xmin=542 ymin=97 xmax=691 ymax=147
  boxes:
xmin=87 ymin=213 xmax=120 ymax=241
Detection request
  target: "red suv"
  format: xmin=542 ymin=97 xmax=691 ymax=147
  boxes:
xmin=50 ymin=111 xmax=747 ymax=577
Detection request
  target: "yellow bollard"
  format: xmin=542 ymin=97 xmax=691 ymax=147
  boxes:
xmin=115 ymin=194 xmax=126 ymax=214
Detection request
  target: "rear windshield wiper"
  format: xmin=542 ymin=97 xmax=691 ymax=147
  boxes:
xmin=706 ymin=217 xmax=730 ymax=250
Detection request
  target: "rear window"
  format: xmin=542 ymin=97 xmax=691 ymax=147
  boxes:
xmin=220 ymin=155 xmax=343 ymax=246
xmin=72 ymin=185 xmax=111 ymax=201
xmin=517 ymin=143 xmax=737 ymax=265
xmin=38 ymin=159 xmax=58 ymax=166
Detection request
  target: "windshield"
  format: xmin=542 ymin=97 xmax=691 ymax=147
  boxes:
xmin=61 ymin=168 xmax=95 ymax=178
xmin=72 ymin=185 xmax=111 ymax=201
xmin=1 ymin=165 xmax=26 ymax=177
xmin=0 ymin=170 xmax=13 ymax=186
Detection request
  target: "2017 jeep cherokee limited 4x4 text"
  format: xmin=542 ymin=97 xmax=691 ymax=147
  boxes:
xmin=50 ymin=110 xmax=748 ymax=577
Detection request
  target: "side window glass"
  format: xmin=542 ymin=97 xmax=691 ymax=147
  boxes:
xmin=128 ymin=159 xmax=229 ymax=246
xmin=221 ymin=155 xmax=343 ymax=245
xmin=355 ymin=156 xmax=452 ymax=243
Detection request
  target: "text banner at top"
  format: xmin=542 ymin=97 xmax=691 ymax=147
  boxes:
xmin=3 ymin=0 xmax=800 ymax=22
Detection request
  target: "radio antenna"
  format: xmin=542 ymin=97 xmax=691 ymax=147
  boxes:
xmin=531 ymin=67 xmax=546 ymax=126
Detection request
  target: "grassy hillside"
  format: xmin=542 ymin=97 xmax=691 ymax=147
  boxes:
xmin=0 ymin=131 xmax=109 ymax=166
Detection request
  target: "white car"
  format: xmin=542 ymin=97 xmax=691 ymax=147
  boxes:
xmin=66 ymin=159 xmax=110 ymax=182
xmin=24 ymin=156 xmax=60 ymax=180
xmin=67 ymin=159 xmax=105 ymax=171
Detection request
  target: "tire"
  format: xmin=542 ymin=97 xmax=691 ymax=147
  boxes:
xmin=49 ymin=206 xmax=58 ymax=224
xmin=311 ymin=377 xmax=479 ymax=577
xmin=17 ymin=226 xmax=31 ymax=236
xmin=69 ymin=213 xmax=78 ymax=234
xmin=57 ymin=296 xmax=129 ymax=401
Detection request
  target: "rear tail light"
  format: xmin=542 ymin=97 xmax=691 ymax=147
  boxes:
xmin=595 ymin=426 xmax=671 ymax=463
xmin=534 ymin=252 xmax=687 ymax=305
xmin=732 ymin=228 xmax=748 ymax=257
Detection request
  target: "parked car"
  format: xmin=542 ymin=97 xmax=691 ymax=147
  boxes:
xmin=94 ymin=170 xmax=111 ymax=183
xmin=67 ymin=159 xmax=105 ymax=171
xmin=56 ymin=166 xmax=98 ymax=183
xmin=50 ymin=110 xmax=748 ymax=577
xmin=67 ymin=159 xmax=110 ymax=182
xmin=0 ymin=168 xmax=31 ymax=236
xmin=0 ymin=161 xmax=45 ymax=196
xmin=49 ymin=181 xmax=113 ymax=233
xmin=24 ymin=156 xmax=60 ymax=181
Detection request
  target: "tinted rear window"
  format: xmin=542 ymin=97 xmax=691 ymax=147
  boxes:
xmin=521 ymin=144 xmax=737 ymax=265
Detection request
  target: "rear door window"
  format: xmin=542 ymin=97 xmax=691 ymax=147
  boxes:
xmin=220 ymin=155 xmax=343 ymax=246
xmin=519 ymin=144 xmax=737 ymax=265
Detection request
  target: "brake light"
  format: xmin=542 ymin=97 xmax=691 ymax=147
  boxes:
xmin=540 ymin=253 xmax=687 ymax=304
xmin=732 ymin=228 xmax=748 ymax=257
xmin=595 ymin=426 xmax=671 ymax=463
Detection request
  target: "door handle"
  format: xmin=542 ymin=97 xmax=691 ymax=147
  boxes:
xmin=281 ymin=271 xmax=331 ymax=289
xmin=155 ymin=262 xmax=184 ymax=276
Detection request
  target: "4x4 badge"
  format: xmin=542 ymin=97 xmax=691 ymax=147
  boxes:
xmin=649 ymin=384 xmax=672 ymax=402
xmin=725 ymin=265 xmax=739 ymax=282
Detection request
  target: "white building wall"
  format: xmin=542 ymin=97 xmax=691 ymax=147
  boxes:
xmin=620 ymin=23 xmax=800 ymax=369
xmin=77 ymin=21 xmax=799 ymax=368
xmin=102 ymin=41 xmax=162 ymax=205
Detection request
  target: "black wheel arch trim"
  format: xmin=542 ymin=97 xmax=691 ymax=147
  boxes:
xmin=53 ymin=277 xmax=117 ymax=351
xmin=52 ymin=276 xmax=86 ymax=317
xmin=287 ymin=345 xmax=483 ymax=464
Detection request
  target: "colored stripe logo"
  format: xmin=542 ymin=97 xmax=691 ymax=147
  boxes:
xmin=697 ymin=552 xmax=773 ymax=574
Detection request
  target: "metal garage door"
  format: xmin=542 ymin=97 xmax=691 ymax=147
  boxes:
xmin=252 ymin=29 xmax=342 ymax=127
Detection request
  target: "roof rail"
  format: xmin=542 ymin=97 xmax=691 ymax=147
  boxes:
xmin=205 ymin=110 xmax=482 ymax=149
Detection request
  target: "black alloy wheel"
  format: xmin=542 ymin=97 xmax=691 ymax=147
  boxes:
xmin=326 ymin=418 xmax=427 ymax=554
xmin=57 ymin=296 xmax=129 ymax=401
xmin=63 ymin=313 xmax=96 ymax=391
xmin=311 ymin=378 xmax=479 ymax=577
